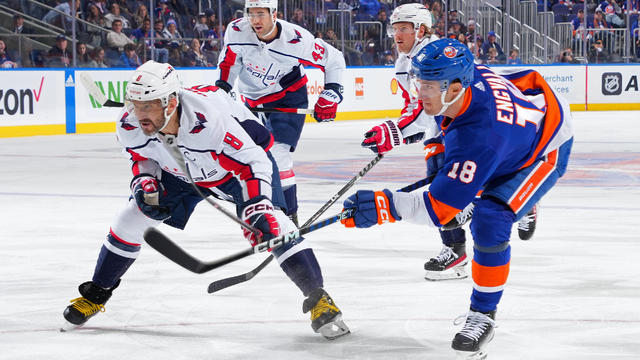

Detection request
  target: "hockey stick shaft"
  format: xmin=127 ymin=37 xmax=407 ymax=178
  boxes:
xmin=397 ymin=175 xmax=435 ymax=193
xmin=207 ymin=154 xmax=384 ymax=293
xmin=143 ymin=209 xmax=353 ymax=274
xmin=249 ymin=107 xmax=314 ymax=114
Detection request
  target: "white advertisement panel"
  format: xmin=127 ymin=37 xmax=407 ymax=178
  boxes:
xmin=74 ymin=69 xmax=223 ymax=124
xmin=586 ymin=65 xmax=640 ymax=104
xmin=495 ymin=65 xmax=586 ymax=105
xmin=0 ymin=70 xmax=66 ymax=127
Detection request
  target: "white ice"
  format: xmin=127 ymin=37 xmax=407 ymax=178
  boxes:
xmin=1 ymin=112 xmax=639 ymax=360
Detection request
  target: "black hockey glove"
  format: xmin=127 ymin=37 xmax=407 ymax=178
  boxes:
xmin=130 ymin=174 xmax=170 ymax=221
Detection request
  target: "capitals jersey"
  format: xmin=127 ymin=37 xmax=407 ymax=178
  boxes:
xmin=217 ymin=18 xmax=346 ymax=106
xmin=116 ymin=86 xmax=275 ymax=202
xmin=394 ymin=65 xmax=574 ymax=227
xmin=394 ymin=35 xmax=440 ymax=139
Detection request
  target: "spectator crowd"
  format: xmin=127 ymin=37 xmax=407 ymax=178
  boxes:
xmin=0 ymin=0 xmax=639 ymax=68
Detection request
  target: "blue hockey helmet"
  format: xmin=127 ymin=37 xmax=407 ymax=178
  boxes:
xmin=411 ymin=38 xmax=474 ymax=91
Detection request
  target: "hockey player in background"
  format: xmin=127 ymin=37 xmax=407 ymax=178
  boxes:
xmin=360 ymin=3 xmax=471 ymax=281
xmin=62 ymin=61 xmax=350 ymax=340
xmin=215 ymin=0 xmax=346 ymax=226
xmin=341 ymin=39 xmax=573 ymax=358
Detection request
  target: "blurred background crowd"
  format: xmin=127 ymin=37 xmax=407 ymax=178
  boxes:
xmin=0 ymin=0 xmax=638 ymax=69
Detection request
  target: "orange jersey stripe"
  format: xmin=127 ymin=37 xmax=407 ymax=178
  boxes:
xmin=508 ymin=72 xmax=563 ymax=169
xmin=472 ymin=260 xmax=510 ymax=288
xmin=508 ymin=148 xmax=558 ymax=213
xmin=427 ymin=192 xmax=461 ymax=226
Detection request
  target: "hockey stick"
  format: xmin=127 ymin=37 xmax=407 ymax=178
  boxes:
xmin=144 ymin=209 xmax=353 ymax=274
xmin=78 ymin=72 xmax=126 ymax=108
xmin=78 ymin=73 xmax=312 ymax=114
xmin=207 ymin=154 xmax=384 ymax=293
xmin=398 ymin=174 xmax=435 ymax=193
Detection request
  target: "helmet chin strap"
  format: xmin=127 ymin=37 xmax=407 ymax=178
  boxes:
xmin=158 ymin=95 xmax=179 ymax=133
xmin=261 ymin=16 xmax=278 ymax=39
xmin=436 ymin=88 xmax=465 ymax=116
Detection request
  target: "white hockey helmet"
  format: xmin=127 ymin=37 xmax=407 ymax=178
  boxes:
xmin=245 ymin=0 xmax=277 ymax=13
xmin=126 ymin=60 xmax=182 ymax=132
xmin=388 ymin=3 xmax=432 ymax=37
xmin=126 ymin=60 xmax=181 ymax=107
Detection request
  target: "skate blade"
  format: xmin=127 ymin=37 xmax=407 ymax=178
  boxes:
xmin=317 ymin=315 xmax=350 ymax=340
xmin=425 ymin=265 xmax=468 ymax=281
xmin=455 ymin=349 xmax=488 ymax=360
xmin=59 ymin=321 xmax=81 ymax=332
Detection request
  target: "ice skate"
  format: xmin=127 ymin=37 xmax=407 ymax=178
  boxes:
xmin=424 ymin=242 xmax=468 ymax=281
xmin=61 ymin=280 xmax=119 ymax=330
xmin=302 ymin=288 xmax=350 ymax=340
xmin=452 ymin=309 xmax=496 ymax=360
xmin=517 ymin=204 xmax=538 ymax=240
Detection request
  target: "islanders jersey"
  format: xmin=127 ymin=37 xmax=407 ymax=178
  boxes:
xmin=217 ymin=18 xmax=346 ymax=106
xmin=394 ymin=35 xmax=440 ymax=139
xmin=116 ymin=86 xmax=275 ymax=203
xmin=395 ymin=65 xmax=574 ymax=227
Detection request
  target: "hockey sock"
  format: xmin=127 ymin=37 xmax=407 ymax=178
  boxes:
xmin=439 ymin=227 xmax=466 ymax=245
xmin=278 ymin=248 xmax=324 ymax=296
xmin=92 ymin=232 xmax=140 ymax=288
xmin=282 ymin=184 xmax=298 ymax=216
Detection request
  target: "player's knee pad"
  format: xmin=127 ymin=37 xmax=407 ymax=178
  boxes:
xmin=470 ymin=197 xmax=515 ymax=249
xmin=112 ymin=200 xmax=160 ymax=241
xmin=270 ymin=142 xmax=295 ymax=188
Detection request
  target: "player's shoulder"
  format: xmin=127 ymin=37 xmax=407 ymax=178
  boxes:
xmin=224 ymin=18 xmax=254 ymax=41
xmin=278 ymin=20 xmax=314 ymax=42
xmin=114 ymin=107 xmax=149 ymax=146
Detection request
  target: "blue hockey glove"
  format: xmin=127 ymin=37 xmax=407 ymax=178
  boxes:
xmin=240 ymin=196 xmax=281 ymax=246
xmin=424 ymin=136 xmax=445 ymax=178
xmin=131 ymin=174 xmax=170 ymax=221
xmin=341 ymin=189 xmax=401 ymax=228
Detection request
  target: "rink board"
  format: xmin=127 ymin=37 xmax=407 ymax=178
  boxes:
xmin=1 ymin=64 xmax=639 ymax=137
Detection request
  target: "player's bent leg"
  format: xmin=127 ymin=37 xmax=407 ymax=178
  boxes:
xmin=270 ymin=142 xmax=299 ymax=222
xmin=425 ymin=227 xmax=468 ymax=281
xmin=63 ymin=201 xmax=160 ymax=329
xmin=452 ymin=198 xmax=514 ymax=358
xmin=271 ymin=211 xmax=350 ymax=339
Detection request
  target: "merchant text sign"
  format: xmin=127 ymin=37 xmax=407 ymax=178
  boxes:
xmin=0 ymin=70 xmax=65 ymax=126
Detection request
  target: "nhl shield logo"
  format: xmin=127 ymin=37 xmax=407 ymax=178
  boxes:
xmin=602 ymin=72 xmax=622 ymax=95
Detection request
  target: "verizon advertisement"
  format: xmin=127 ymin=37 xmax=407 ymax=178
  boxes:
xmin=0 ymin=70 xmax=65 ymax=126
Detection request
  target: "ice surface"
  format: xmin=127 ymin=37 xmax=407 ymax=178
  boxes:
xmin=1 ymin=112 xmax=639 ymax=359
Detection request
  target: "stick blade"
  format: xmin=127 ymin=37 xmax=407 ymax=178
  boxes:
xmin=77 ymin=72 xmax=109 ymax=105
xmin=143 ymin=228 xmax=207 ymax=274
xmin=207 ymin=255 xmax=274 ymax=293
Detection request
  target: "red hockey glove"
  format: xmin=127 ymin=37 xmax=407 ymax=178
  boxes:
xmin=361 ymin=120 xmax=403 ymax=154
xmin=313 ymin=83 xmax=343 ymax=122
xmin=240 ymin=196 xmax=281 ymax=246
xmin=130 ymin=174 xmax=170 ymax=220
xmin=424 ymin=136 xmax=445 ymax=178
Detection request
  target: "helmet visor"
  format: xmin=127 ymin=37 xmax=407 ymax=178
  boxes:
xmin=387 ymin=23 xmax=415 ymax=38
xmin=410 ymin=72 xmax=444 ymax=100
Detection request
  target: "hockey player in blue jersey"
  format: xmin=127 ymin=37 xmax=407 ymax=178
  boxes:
xmin=341 ymin=39 xmax=574 ymax=358
xmin=61 ymin=61 xmax=349 ymax=339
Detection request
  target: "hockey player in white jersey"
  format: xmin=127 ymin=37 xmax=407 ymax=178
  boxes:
xmin=360 ymin=3 xmax=471 ymax=281
xmin=62 ymin=61 xmax=349 ymax=340
xmin=215 ymin=0 xmax=346 ymax=226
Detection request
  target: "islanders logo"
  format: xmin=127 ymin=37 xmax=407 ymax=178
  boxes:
xmin=443 ymin=46 xmax=458 ymax=58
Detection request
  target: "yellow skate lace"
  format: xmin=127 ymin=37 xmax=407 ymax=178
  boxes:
xmin=69 ymin=297 xmax=105 ymax=316
xmin=310 ymin=296 xmax=339 ymax=321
